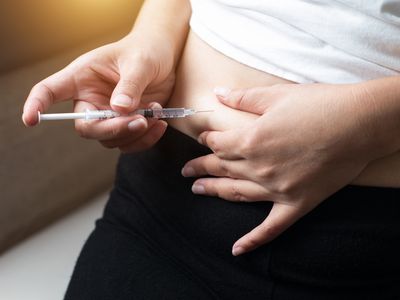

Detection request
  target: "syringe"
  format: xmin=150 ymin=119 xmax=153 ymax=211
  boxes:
xmin=136 ymin=108 xmax=200 ymax=118
xmin=38 ymin=109 xmax=119 ymax=122
xmin=38 ymin=108 xmax=212 ymax=122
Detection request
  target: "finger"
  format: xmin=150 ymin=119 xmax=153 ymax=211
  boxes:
xmin=110 ymin=61 xmax=151 ymax=113
xmin=232 ymin=203 xmax=303 ymax=256
xmin=214 ymin=86 xmax=275 ymax=115
xmin=23 ymin=69 xmax=75 ymax=126
xmin=182 ymin=154 xmax=246 ymax=179
xmin=197 ymin=130 xmax=246 ymax=159
xmin=74 ymin=101 xmax=148 ymax=140
xmin=99 ymin=115 xmax=161 ymax=149
xmin=119 ymin=120 xmax=168 ymax=153
xmin=191 ymin=178 xmax=271 ymax=202
xmin=76 ymin=116 xmax=148 ymax=140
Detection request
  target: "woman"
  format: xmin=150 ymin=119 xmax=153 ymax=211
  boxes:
xmin=23 ymin=0 xmax=400 ymax=298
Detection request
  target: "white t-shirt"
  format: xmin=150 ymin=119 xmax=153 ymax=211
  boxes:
xmin=189 ymin=0 xmax=400 ymax=83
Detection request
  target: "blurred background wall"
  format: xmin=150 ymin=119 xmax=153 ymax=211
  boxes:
xmin=0 ymin=0 xmax=143 ymax=253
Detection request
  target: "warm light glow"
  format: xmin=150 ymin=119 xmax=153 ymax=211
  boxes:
xmin=0 ymin=0 xmax=144 ymax=73
xmin=69 ymin=0 xmax=123 ymax=10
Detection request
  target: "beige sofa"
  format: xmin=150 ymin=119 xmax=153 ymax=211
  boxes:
xmin=0 ymin=0 xmax=143 ymax=253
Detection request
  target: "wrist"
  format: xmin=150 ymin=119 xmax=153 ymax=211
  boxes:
xmin=126 ymin=0 xmax=191 ymax=68
xmin=352 ymin=77 xmax=400 ymax=160
xmin=121 ymin=30 xmax=176 ymax=58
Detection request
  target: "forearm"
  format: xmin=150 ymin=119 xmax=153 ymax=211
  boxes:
xmin=353 ymin=151 xmax=400 ymax=187
xmin=354 ymin=76 xmax=400 ymax=159
xmin=350 ymin=76 xmax=400 ymax=187
xmin=126 ymin=0 xmax=191 ymax=68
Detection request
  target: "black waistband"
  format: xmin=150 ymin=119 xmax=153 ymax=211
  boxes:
xmin=119 ymin=126 xmax=400 ymax=221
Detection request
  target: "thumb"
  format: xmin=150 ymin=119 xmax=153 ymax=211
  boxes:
xmin=214 ymin=86 xmax=273 ymax=115
xmin=232 ymin=203 xmax=303 ymax=256
xmin=110 ymin=64 xmax=150 ymax=113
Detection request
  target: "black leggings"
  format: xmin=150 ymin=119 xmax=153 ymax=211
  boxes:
xmin=65 ymin=128 xmax=400 ymax=300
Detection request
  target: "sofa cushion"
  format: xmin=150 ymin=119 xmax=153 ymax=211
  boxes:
xmin=0 ymin=0 xmax=144 ymax=252
xmin=0 ymin=0 xmax=141 ymax=73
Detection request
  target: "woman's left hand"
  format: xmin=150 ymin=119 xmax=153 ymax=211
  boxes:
xmin=182 ymin=83 xmax=380 ymax=256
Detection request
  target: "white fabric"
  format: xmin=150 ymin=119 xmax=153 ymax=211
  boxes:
xmin=189 ymin=0 xmax=400 ymax=83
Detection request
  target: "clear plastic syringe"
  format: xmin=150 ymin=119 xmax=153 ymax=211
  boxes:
xmin=136 ymin=108 xmax=199 ymax=118
xmin=38 ymin=108 xmax=211 ymax=122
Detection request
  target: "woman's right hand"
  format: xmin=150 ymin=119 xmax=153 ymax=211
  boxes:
xmin=22 ymin=33 xmax=176 ymax=152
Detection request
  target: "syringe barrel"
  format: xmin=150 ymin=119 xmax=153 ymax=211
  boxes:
xmin=136 ymin=108 xmax=187 ymax=119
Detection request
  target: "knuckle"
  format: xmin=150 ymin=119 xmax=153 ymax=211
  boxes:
xmin=73 ymin=50 xmax=98 ymax=66
xmin=131 ymin=51 xmax=152 ymax=65
xmin=128 ymin=52 xmax=155 ymax=77
xmin=242 ymin=88 xmax=258 ymax=101
xmin=239 ymin=136 xmax=250 ymax=155
xmin=260 ymin=224 xmax=280 ymax=239
xmin=275 ymin=180 xmax=296 ymax=196
xmin=108 ymin=123 xmax=122 ymax=138
xmin=218 ymin=159 xmax=229 ymax=175
xmin=40 ymin=82 xmax=55 ymax=100
xmin=239 ymin=87 xmax=263 ymax=106
xmin=256 ymin=165 xmax=276 ymax=180
xmin=30 ymin=83 xmax=51 ymax=110
xmin=202 ymin=153 xmax=214 ymax=166
xmin=230 ymin=184 xmax=246 ymax=202
xmin=206 ymin=135 xmax=219 ymax=152
xmin=240 ymin=134 xmax=256 ymax=157
xmin=233 ymin=89 xmax=248 ymax=109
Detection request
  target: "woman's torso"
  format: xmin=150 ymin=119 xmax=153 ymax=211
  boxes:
xmin=111 ymin=21 xmax=400 ymax=299
xmin=167 ymin=30 xmax=292 ymax=139
xmin=167 ymin=29 xmax=400 ymax=187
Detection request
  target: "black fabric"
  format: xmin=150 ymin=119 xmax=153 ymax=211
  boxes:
xmin=65 ymin=127 xmax=400 ymax=300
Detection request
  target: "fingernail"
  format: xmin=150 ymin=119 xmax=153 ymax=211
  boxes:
xmin=21 ymin=114 xmax=28 ymax=126
xmin=112 ymin=94 xmax=133 ymax=108
xmin=182 ymin=166 xmax=196 ymax=177
xmin=128 ymin=118 xmax=146 ymax=131
xmin=192 ymin=184 xmax=205 ymax=194
xmin=232 ymin=246 xmax=245 ymax=256
xmin=150 ymin=102 xmax=162 ymax=109
xmin=213 ymin=87 xmax=231 ymax=98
